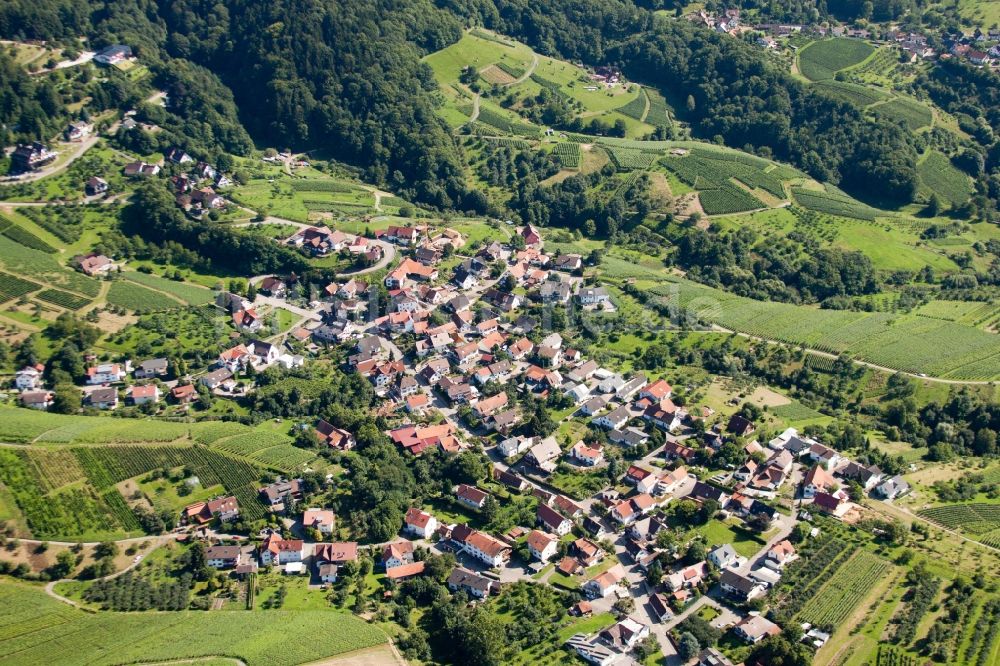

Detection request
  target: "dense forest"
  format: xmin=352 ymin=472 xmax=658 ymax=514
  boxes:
xmin=2 ymin=0 xmax=923 ymax=209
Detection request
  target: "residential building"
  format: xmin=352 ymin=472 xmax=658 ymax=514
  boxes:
xmin=127 ymin=384 xmax=160 ymax=405
xmin=404 ymin=507 xmax=438 ymax=538
xmin=303 ymin=508 xmax=335 ymax=535
xmin=259 ymin=533 xmax=304 ymax=566
xmin=526 ymin=529 xmax=558 ymax=562
xmin=86 ymin=387 xmax=119 ymax=410
xmin=134 ymin=358 xmax=169 ymax=379
xmin=708 ymin=543 xmax=739 ymax=569
xmin=447 ymin=567 xmax=499 ymax=599
xmin=206 ymin=545 xmax=242 ymax=569
xmin=732 ymin=614 xmax=781 ymax=644
xmin=582 ymin=563 xmax=627 ymax=599
xmin=720 ymin=570 xmax=766 ymax=601
xmin=875 ymin=475 xmax=910 ymax=500
xmin=455 ymin=484 xmax=489 ymax=510
xmin=537 ymin=503 xmax=573 ymax=536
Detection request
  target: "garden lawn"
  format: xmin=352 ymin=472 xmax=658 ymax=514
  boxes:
xmin=696 ymin=520 xmax=765 ymax=558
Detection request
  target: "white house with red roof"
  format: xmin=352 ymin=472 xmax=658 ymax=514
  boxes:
xmin=526 ymin=529 xmax=558 ymax=562
xmin=404 ymin=507 xmax=438 ymax=538
xmin=127 ymin=384 xmax=160 ymax=405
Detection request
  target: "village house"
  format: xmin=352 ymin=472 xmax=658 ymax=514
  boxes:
xmin=13 ymin=141 xmax=58 ymax=172
xmin=404 ymin=507 xmax=438 ymax=538
xmin=527 ymin=529 xmax=559 ymax=562
xmin=570 ymin=441 xmax=604 ymax=466
xmin=732 ymin=614 xmax=781 ymax=644
xmin=537 ymin=503 xmax=573 ymax=536
xmin=200 ymin=368 xmax=233 ymax=390
xmin=127 ymin=384 xmax=160 ymax=406
xmin=85 ymin=176 xmax=109 ymax=196
xmin=381 ymin=540 xmax=415 ymax=569
xmin=184 ymin=496 xmax=239 ymax=524
xmin=206 ymin=545 xmax=242 ymax=569
xmin=313 ymin=542 xmax=359 ymax=570
xmin=455 ymin=484 xmax=489 ymax=510
xmin=75 ymin=253 xmax=114 ymax=276
xmin=599 ymin=617 xmax=649 ymax=651
xmin=592 ymin=405 xmax=631 ymax=431
xmin=447 ymin=567 xmax=499 ymax=599
xmin=455 ymin=527 xmax=511 ymax=568
xmin=583 ymin=563 xmax=627 ymax=599
xmin=95 ymin=44 xmax=133 ymax=65
xmin=665 ymin=561 xmax=708 ymax=591
xmin=259 ymin=532 xmax=304 ymax=566
xmin=303 ymin=508 xmax=335 ymax=535
xmin=577 ymin=286 xmax=610 ymax=306
xmin=875 ymin=475 xmax=910 ymax=500
xmin=15 ymin=364 xmax=43 ymax=391
xmin=708 ymin=544 xmax=739 ymax=570
xmin=259 ymin=478 xmax=303 ymax=510
xmin=525 ymin=437 xmax=562 ymax=472
xmin=134 ymin=358 xmax=169 ymax=379
xmin=765 ymin=539 xmax=797 ymax=570
xmin=802 ymin=464 xmax=838 ymax=498
xmin=314 ymin=419 xmax=356 ymax=450
xmin=86 ymin=387 xmax=119 ymax=410
xmin=20 ymin=390 xmax=54 ymax=410
xmin=720 ymin=570 xmax=766 ymax=602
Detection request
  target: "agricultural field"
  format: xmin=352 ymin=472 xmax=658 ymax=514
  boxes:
xmin=231 ymin=172 xmax=379 ymax=222
xmin=661 ymin=148 xmax=786 ymax=199
xmin=918 ymin=504 xmax=1000 ymax=548
xmin=107 ymin=279 xmax=183 ymax=312
xmin=0 ymin=271 xmax=41 ymax=303
xmin=121 ymin=271 xmax=215 ymax=305
xmin=211 ymin=431 xmax=316 ymax=472
xmin=0 ymin=213 xmax=58 ymax=253
xmin=797 ymin=550 xmax=891 ymax=627
xmin=425 ymin=30 xmax=655 ymax=138
xmin=918 ymin=151 xmax=974 ymax=207
xmin=638 ymin=274 xmax=1000 ymax=379
xmin=871 ymin=96 xmax=933 ymax=131
xmin=798 ymin=38 xmax=875 ymax=81
xmin=35 ymin=288 xmax=91 ymax=311
xmin=791 ymin=185 xmax=881 ymax=221
xmin=552 ymin=142 xmax=581 ymax=168
xmin=0 ymin=235 xmax=100 ymax=297
xmin=811 ymin=79 xmax=891 ymax=108
xmin=0 ymin=581 xmax=386 ymax=666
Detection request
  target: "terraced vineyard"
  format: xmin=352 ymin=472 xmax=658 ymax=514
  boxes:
xmin=798 ymin=550 xmax=890 ymax=626
xmin=0 ymin=271 xmax=40 ymax=302
xmin=212 ymin=431 xmax=316 ymax=472
xmin=36 ymin=288 xmax=91 ymax=310
xmin=644 ymin=89 xmax=671 ymax=127
xmin=552 ymin=142 xmax=581 ymax=168
xmin=0 ymin=235 xmax=100 ymax=297
xmin=122 ymin=271 xmax=215 ymax=305
xmin=791 ymin=186 xmax=880 ymax=221
xmin=812 ymin=79 xmax=890 ymax=107
xmin=645 ymin=275 xmax=1000 ymax=379
xmin=872 ymin=97 xmax=933 ymax=131
xmin=615 ymin=90 xmax=648 ymax=121
xmin=604 ymin=145 xmax=660 ymax=171
xmin=919 ymin=504 xmax=1000 ymax=547
xmin=0 ymin=582 xmax=386 ymax=666
xmin=107 ymin=280 xmax=181 ymax=312
xmin=661 ymin=149 xmax=785 ymax=200
xmin=798 ymin=38 xmax=875 ymax=81
xmin=918 ymin=151 xmax=974 ymax=206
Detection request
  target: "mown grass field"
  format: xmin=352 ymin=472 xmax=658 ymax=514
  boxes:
xmin=0 ymin=581 xmax=385 ymax=666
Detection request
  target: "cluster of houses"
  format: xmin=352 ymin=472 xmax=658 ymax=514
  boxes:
xmin=689 ymin=6 xmax=1000 ymax=67
xmin=16 ymin=356 xmax=179 ymax=411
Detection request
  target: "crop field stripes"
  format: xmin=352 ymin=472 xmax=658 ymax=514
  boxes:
xmin=615 ymin=89 xmax=649 ymax=122
xmin=797 ymin=550 xmax=890 ymax=627
xmin=0 ymin=271 xmax=41 ymax=302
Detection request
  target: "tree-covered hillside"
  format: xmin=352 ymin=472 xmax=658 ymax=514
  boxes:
xmin=1 ymin=0 xmax=928 ymax=209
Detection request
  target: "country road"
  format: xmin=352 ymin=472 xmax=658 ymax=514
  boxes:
xmin=9 ymin=135 xmax=100 ymax=182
